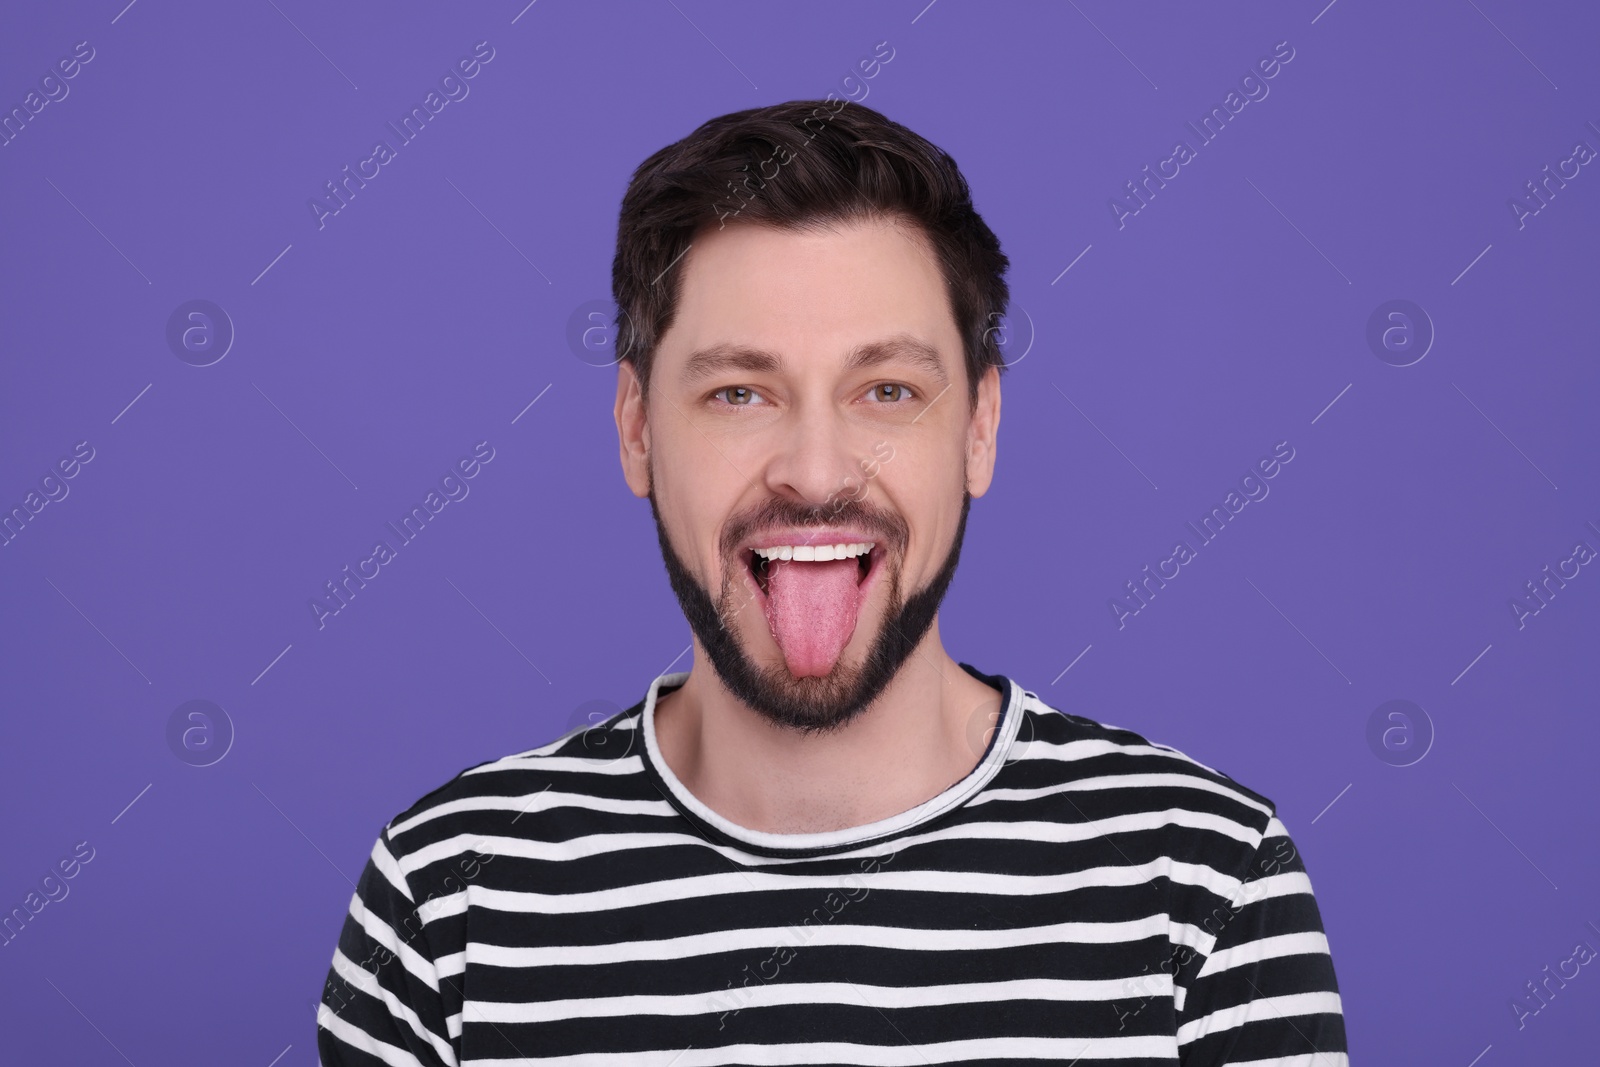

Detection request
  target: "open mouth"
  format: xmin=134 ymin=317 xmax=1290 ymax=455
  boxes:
xmin=745 ymin=541 xmax=877 ymax=597
xmin=735 ymin=538 xmax=886 ymax=677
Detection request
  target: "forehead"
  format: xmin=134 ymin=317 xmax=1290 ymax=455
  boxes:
xmin=659 ymin=216 xmax=960 ymax=372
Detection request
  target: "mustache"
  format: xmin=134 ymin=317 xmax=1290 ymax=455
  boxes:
xmin=719 ymin=496 xmax=908 ymax=560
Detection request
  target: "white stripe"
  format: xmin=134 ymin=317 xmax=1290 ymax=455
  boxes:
xmin=370 ymin=836 xmax=414 ymax=903
xmin=1195 ymin=931 xmax=1332 ymax=980
xmin=394 ymin=718 xmax=1268 ymax=853
xmin=444 ymin=1034 xmax=1176 ymax=1066
xmin=440 ymin=913 xmax=1177 ymax=974
xmin=316 ymin=1002 xmax=429 ymax=1067
xmin=464 ymin=753 xmax=645 ymax=777
xmin=1229 ymin=1054 xmax=1349 ymax=1067
xmin=388 ymin=790 xmax=675 ymax=838
xmin=1177 ymin=991 xmax=1344 ymax=1045
xmin=1019 ymin=696 xmax=1236 ymax=779
xmin=973 ymin=772 xmax=1274 ymax=818
xmin=400 ymin=830 xmax=695 ymax=875
xmin=348 ymin=894 xmax=440 ymax=993
xmin=400 ymin=832 xmax=522 ymax=877
xmin=1011 ymin=715 xmax=1231 ymax=778
xmin=419 ymin=857 xmax=1247 ymax=921
xmin=488 ymin=707 xmax=1242 ymax=796
xmin=417 ymin=715 xmax=1269 ymax=837
xmin=1171 ymin=916 xmax=1214 ymax=957
xmin=471 ymin=976 xmax=1169 ymax=1024
xmin=398 ymin=806 xmax=1261 ymax=877
xmin=329 ymin=949 xmax=457 ymax=1065
xmin=1228 ymin=870 xmax=1316 ymax=910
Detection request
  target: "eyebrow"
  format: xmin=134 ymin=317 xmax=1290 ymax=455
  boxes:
xmin=678 ymin=334 xmax=951 ymax=388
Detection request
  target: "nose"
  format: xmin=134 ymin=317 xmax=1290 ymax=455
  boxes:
xmin=761 ymin=399 xmax=873 ymax=511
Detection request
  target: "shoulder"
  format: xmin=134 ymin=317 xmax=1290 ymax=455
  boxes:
xmin=370 ymin=704 xmax=660 ymax=890
xmin=1003 ymin=685 xmax=1280 ymax=856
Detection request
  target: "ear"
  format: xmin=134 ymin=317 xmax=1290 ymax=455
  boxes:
xmin=615 ymin=360 xmax=651 ymax=498
xmin=964 ymin=363 xmax=1001 ymax=497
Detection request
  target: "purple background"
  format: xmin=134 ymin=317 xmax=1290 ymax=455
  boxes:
xmin=2 ymin=1 xmax=1597 ymax=1062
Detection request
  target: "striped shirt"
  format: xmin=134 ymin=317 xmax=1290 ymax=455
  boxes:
xmin=317 ymin=662 xmax=1348 ymax=1066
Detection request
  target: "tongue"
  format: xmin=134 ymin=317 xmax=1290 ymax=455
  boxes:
xmin=763 ymin=557 xmax=861 ymax=677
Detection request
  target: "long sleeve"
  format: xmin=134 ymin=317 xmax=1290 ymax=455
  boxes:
xmin=1175 ymin=815 xmax=1349 ymax=1065
xmin=317 ymin=828 xmax=458 ymax=1067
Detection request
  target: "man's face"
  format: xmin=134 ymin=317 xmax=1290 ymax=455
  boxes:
xmin=616 ymin=214 xmax=999 ymax=735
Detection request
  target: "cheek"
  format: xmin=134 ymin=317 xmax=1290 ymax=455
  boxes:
xmin=896 ymin=437 xmax=966 ymax=498
xmin=657 ymin=461 xmax=734 ymax=568
xmin=886 ymin=446 xmax=965 ymax=552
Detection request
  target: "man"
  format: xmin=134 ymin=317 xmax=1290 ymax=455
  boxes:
xmin=317 ymin=99 xmax=1348 ymax=1065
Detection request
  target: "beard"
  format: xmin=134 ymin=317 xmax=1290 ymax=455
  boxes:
xmin=646 ymin=474 xmax=972 ymax=737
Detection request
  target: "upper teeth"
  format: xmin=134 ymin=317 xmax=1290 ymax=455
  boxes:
xmin=754 ymin=542 xmax=874 ymax=562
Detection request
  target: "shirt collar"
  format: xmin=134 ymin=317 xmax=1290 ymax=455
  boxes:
xmin=636 ymin=662 xmax=1025 ymax=857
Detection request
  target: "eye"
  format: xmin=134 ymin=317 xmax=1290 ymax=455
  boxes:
xmin=867 ymin=383 xmax=916 ymax=403
xmin=711 ymin=385 xmax=766 ymax=407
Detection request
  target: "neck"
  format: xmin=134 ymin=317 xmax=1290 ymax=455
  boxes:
xmin=651 ymin=621 xmax=1004 ymax=835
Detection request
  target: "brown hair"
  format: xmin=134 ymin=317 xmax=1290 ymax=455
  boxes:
xmin=610 ymin=99 xmax=1011 ymax=409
